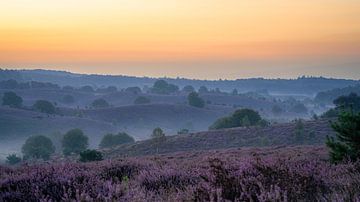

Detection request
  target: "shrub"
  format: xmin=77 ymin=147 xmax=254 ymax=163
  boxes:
xmin=134 ymin=96 xmax=151 ymax=105
xmin=2 ymin=91 xmax=22 ymax=108
xmin=6 ymin=154 xmax=22 ymax=165
xmin=150 ymin=80 xmax=179 ymax=94
xmin=62 ymin=129 xmax=89 ymax=156
xmin=79 ymin=149 xmax=103 ymax=162
xmin=33 ymin=100 xmax=56 ymax=114
xmin=99 ymin=132 xmax=135 ymax=148
xmin=177 ymin=128 xmax=190 ymax=135
xmin=188 ymin=92 xmax=205 ymax=108
xmin=151 ymin=127 xmax=165 ymax=139
xmin=182 ymin=85 xmax=195 ymax=93
xmin=91 ymin=98 xmax=110 ymax=108
xmin=22 ymin=135 xmax=55 ymax=160
xmin=326 ymin=111 xmax=360 ymax=163
xmin=210 ymin=108 xmax=264 ymax=129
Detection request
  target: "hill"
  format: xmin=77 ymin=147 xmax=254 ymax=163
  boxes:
xmin=1 ymin=69 xmax=359 ymax=94
xmin=104 ymin=119 xmax=334 ymax=157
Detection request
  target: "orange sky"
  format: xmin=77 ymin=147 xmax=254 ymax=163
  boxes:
xmin=0 ymin=0 xmax=360 ymax=79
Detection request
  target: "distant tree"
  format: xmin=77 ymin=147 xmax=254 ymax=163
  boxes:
xmin=151 ymin=80 xmax=179 ymax=94
xmin=79 ymin=149 xmax=103 ymax=162
xmin=271 ymin=105 xmax=283 ymax=115
xmin=182 ymin=85 xmax=195 ymax=93
xmin=6 ymin=154 xmax=22 ymax=165
xmin=33 ymin=100 xmax=56 ymax=114
xmin=188 ymin=92 xmax=205 ymax=108
xmin=151 ymin=127 xmax=165 ymax=139
xmin=22 ymin=135 xmax=55 ymax=160
xmin=99 ymin=132 xmax=135 ymax=148
xmin=210 ymin=108 xmax=263 ymax=129
xmin=134 ymin=96 xmax=151 ymax=105
xmin=294 ymin=119 xmax=306 ymax=143
xmin=97 ymin=86 xmax=118 ymax=93
xmin=125 ymin=86 xmax=142 ymax=94
xmin=91 ymin=98 xmax=110 ymax=108
xmin=62 ymin=129 xmax=89 ymax=156
xmin=291 ymin=103 xmax=308 ymax=114
xmin=2 ymin=91 xmax=22 ymax=108
xmin=198 ymin=86 xmax=209 ymax=94
xmin=231 ymin=89 xmax=238 ymax=95
xmin=326 ymin=111 xmax=360 ymax=163
xmin=0 ymin=79 xmax=18 ymax=89
xmin=177 ymin=128 xmax=190 ymax=135
xmin=62 ymin=86 xmax=74 ymax=91
xmin=61 ymin=94 xmax=75 ymax=104
xmin=80 ymin=85 xmax=94 ymax=93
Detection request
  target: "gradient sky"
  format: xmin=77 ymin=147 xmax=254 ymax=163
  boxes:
xmin=0 ymin=0 xmax=360 ymax=79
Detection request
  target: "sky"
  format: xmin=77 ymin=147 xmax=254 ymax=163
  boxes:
xmin=0 ymin=0 xmax=359 ymax=79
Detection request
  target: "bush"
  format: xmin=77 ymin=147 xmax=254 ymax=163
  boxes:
xmin=150 ymin=80 xmax=179 ymax=94
xmin=99 ymin=132 xmax=135 ymax=148
xmin=188 ymin=92 xmax=205 ymax=108
xmin=210 ymin=108 xmax=263 ymax=129
xmin=62 ymin=129 xmax=89 ymax=156
xmin=33 ymin=100 xmax=56 ymax=114
xmin=79 ymin=149 xmax=103 ymax=162
xmin=91 ymin=98 xmax=110 ymax=108
xmin=2 ymin=91 xmax=22 ymax=108
xmin=326 ymin=111 xmax=360 ymax=163
xmin=6 ymin=154 xmax=22 ymax=165
xmin=22 ymin=135 xmax=55 ymax=160
xmin=151 ymin=127 xmax=165 ymax=139
xmin=134 ymin=96 xmax=151 ymax=105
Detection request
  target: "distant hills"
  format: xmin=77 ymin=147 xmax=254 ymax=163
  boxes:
xmin=1 ymin=69 xmax=359 ymax=94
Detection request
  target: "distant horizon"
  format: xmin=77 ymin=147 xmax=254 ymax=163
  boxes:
xmin=2 ymin=67 xmax=359 ymax=81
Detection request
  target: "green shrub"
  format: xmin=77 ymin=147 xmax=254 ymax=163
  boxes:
xmin=33 ymin=100 xmax=56 ymax=114
xmin=326 ymin=111 xmax=360 ymax=163
xmin=99 ymin=132 xmax=135 ymax=148
xmin=79 ymin=149 xmax=103 ymax=162
xmin=62 ymin=129 xmax=89 ymax=156
xmin=188 ymin=92 xmax=205 ymax=108
xmin=2 ymin=91 xmax=22 ymax=108
xmin=210 ymin=109 xmax=264 ymax=129
xmin=6 ymin=154 xmax=22 ymax=165
xmin=22 ymin=135 xmax=55 ymax=160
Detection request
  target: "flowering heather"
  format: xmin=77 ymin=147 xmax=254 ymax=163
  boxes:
xmin=1 ymin=146 xmax=360 ymax=201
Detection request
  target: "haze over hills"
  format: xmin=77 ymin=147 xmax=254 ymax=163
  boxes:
xmin=1 ymin=69 xmax=359 ymax=95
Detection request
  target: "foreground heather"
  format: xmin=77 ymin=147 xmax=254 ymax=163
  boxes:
xmin=1 ymin=147 xmax=360 ymax=201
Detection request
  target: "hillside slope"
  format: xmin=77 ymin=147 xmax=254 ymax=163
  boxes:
xmin=104 ymin=119 xmax=334 ymax=157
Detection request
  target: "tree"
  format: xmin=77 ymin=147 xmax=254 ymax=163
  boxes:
xmin=323 ymin=93 xmax=360 ymax=118
xmin=177 ymin=128 xmax=190 ymax=135
xmin=134 ymin=96 xmax=151 ymax=105
xmin=99 ymin=132 xmax=135 ymax=148
xmin=294 ymin=119 xmax=306 ymax=143
xmin=210 ymin=108 xmax=263 ymax=129
xmin=79 ymin=150 xmax=103 ymax=162
xmin=33 ymin=100 xmax=56 ymax=114
xmin=290 ymin=103 xmax=308 ymax=114
xmin=80 ymin=85 xmax=94 ymax=93
xmin=2 ymin=91 xmax=22 ymax=108
xmin=231 ymin=89 xmax=238 ymax=95
xmin=326 ymin=111 xmax=360 ymax=163
xmin=151 ymin=80 xmax=179 ymax=94
xmin=6 ymin=154 xmax=22 ymax=165
xmin=62 ymin=129 xmax=89 ymax=156
xmin=188 ymin=92 xmax=205 ymax=108
xmin=22 ymin=135 xmax=55 ymax=160
xmin=151 ymin=127 xmax=165 ymax=139
xmin=198 ymin=86 xmax=209 ymax=94
xmin=91 ymin=98 xmax=110 ymax=108
xmin=125 ymin=86 xmax=142 ymax=94
xmin=182 ymin=85 xmax=195 ymax=93
xmin=271 ymin=105 xmax=283 ymax=115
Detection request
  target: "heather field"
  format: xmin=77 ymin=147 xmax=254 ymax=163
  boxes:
xmin=1 ymin=146 xmax=359 ymax=201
